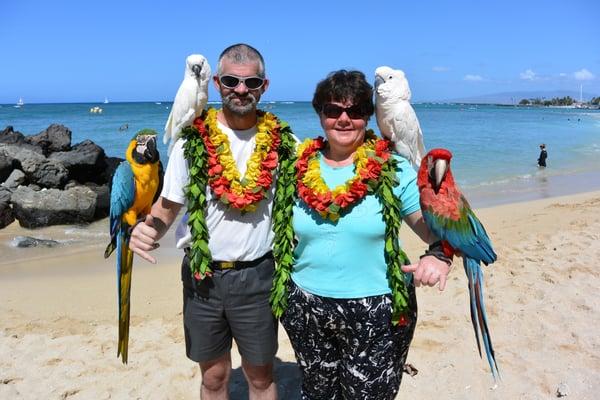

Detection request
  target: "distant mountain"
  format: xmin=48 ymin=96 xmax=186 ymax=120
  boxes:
xmin=442 ymin=90 xmax=598 ymax=105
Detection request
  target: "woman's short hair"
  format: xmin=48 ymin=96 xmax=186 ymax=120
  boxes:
xmin=312 ymin=70 xmax=374 ymax=117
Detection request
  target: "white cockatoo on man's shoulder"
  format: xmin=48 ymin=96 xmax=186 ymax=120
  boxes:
xmin=163 ymin=54 xmax=211 ymax=155
xmin=374 ymin=66 xmax=426 ymax=167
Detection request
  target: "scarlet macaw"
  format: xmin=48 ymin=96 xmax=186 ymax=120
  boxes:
xmin=104 ymin=129 xmax=161 ymax=363
xmin=417 ymin=148 xmax=499 ymax=380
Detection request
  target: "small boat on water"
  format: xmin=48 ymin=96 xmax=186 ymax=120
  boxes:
xmin=104 ymin=97 xmax=109 ymax=104
xmin=90 ymin=106 xmax=103 ymax=114
xmin=14 ymin=97 xmax=24 ymax=108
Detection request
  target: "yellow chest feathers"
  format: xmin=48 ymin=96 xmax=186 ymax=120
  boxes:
xmin=125 ymin=140 xmax=160 ymax=215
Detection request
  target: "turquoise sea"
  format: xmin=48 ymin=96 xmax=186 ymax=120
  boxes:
xmin=1 ymin=101 xmax=599 ymax=208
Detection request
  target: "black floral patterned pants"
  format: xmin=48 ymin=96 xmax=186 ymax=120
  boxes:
xmin=281 ymin=281 xmax=418 ymax=400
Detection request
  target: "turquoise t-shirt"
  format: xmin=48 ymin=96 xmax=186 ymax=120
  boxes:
xmin=291 ymin=154 xmax=421 ymax=298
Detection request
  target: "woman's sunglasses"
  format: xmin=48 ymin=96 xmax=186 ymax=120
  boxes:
xmin=219 ymin=75 xmax=265 ymax=90
xmin=321 ymin=103 xmax=366 ymax=119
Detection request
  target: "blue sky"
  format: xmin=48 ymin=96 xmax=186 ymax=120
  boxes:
xmin=1 ymin=0 xmax=599 ymax=103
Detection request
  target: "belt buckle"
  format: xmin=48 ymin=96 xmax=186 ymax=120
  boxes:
xmin=219 ymin=261 xmax=234 ymax=270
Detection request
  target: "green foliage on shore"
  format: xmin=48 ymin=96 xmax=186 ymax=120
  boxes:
xmin=519 ymin=96 xmax=575 ymax=106
xmin=520 ymin=96 xmax=600 ymax=107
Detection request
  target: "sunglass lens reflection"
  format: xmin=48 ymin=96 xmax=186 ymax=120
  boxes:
xmin=220 ymin=75 xmax=264 ymax=90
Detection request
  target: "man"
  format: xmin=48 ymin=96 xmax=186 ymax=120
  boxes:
xmin=130 ymin=44 xmax=291 ymax=400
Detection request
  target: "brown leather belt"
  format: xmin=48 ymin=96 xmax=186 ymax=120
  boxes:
xmin=185 ymin=249 xmax=273 ymax=271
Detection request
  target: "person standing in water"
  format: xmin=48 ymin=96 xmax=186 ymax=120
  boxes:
xmin=538 ymin=144 xmax=547 ymax=167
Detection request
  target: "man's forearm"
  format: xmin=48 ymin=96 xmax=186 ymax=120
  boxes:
xmin=150 ymin=197 xmax=182 ymax=240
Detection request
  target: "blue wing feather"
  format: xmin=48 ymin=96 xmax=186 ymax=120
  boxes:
xmin=109 ymin=162 xmax=136 ymax=236
xmin=424 ymin=201 xmax=496 ymax=265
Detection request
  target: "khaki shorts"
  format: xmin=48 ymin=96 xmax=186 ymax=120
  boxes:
xmin=181 ymin=254 xmax=278 ymax=365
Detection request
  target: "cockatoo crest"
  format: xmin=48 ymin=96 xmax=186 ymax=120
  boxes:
xmin=374 ymin=66 xmax=425 ymax=167
xmin=163 ymin=54 xmax=211 ymax=155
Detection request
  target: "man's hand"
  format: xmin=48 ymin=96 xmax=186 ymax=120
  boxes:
xmin=129 ymin=214 xmax=161 ymax=264
xmin=401 ymin=255 xmax=451 ymax=291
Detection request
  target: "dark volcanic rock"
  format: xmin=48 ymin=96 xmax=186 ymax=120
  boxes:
xmin=2 ymin=169 xmax=26 ymax=189
xmin=0 ymin=186 xmax=14 ymax=228
xmin=0 ymin=129 xmax=43 ymax=154
xmin=0 ymin=124 xmax=139 ymax=229
xmin=1 ymin=144 xmax=45 ymax=171
xmin=0 ymin=150 xmax=15 ymax=182
xmin=87 ymin=183 xmax=110 ymax=218
xmin=0 ymin=126 xmax=26 ymax=145
xmin=25 ymin=124 xmax=72 ymax=155
xmin=49 ymin=140 xmax=106 ymax=183
xmin=11 ymin=185 xmax=97 ymax=228
xmin=20 ymin=158 xmax=69 ymax=188
xmin=12 ymin=236 xmax=60 ymax=248
xmin=66 ymin=181 xmax=110 ymax=218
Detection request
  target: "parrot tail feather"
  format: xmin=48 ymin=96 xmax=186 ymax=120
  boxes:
xmin=116 ymin=229 xmax=134 ymax=364
xmin=104 ymin=241 xmax=116 ymax=259
xmin=464 ymin=257 xmax=500 ymax=381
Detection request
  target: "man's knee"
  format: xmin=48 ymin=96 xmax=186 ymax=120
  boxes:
xmin=242 ymin=361 xmax=274 ymax=391
xmin=200 ymin=356 xmax=231 ymax=391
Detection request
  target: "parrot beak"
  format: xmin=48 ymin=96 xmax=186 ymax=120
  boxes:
xmin=143 ymin=135 xmax=159 ymax=163
xmin=134 ymin=134 xmax=159 ymax=164
xmin=374 ymin=75 xmax=384 ymax=91
xmin=433 ymin=159 xmax=448 ymax=190
xmin=192 ymin=64 xmax=202 ymax=78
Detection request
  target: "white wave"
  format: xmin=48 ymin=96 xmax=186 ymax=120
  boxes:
xmin=64 ymin=227 xmax=109 ymax=238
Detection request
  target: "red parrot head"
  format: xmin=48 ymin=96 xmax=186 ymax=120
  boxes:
xmin=417 ymin=148 xmax=453 ymax=192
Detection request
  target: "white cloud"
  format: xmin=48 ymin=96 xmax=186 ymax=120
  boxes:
xmin=520 ymin=69 xmax=537 ymax=80
xmin=432 ymin=66 xmax=449 ymax=72
xmin=574 ymin=68 xmax=595 ymax=81
xmin=464 ymin=74 xmax=483 ymax=82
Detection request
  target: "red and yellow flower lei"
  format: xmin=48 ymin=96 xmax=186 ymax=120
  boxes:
xmin=193 ymin=108 xmax=281 ymax=212
xmin=296 ymin=130 xmax=391 ymax=221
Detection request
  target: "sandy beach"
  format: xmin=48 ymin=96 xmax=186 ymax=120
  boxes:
xmin=2 ymin=190 xmax=600 ymax=399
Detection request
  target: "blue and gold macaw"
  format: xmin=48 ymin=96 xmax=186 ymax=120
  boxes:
xmin=104 ymin=129 xmax=162 ymax=363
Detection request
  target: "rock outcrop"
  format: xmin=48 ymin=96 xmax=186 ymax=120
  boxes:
xmin=0 ymin=124 xmax=123 ymax=229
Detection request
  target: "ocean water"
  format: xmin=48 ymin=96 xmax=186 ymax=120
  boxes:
xmin=1 ymin=101 xmax=599 ymax=208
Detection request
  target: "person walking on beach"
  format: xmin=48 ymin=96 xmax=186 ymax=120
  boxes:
xmin=274 ymin=70 xmax=452 ymax=399
xmin=129 ymin=43 xmax=297 ymax=400
xmin=538 ymin=143 xmax=547 ymax=167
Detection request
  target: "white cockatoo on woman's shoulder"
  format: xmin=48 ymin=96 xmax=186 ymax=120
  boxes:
xmin=163 ymin=54 xmax=211 ymax=155
xmin=374 ymin=66 xmax=426 ymax=168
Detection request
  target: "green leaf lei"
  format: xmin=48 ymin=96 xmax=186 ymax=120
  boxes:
xmin=181 ymin=110 xmax=297 ymax=281
xmin=182 ymin=115 xmax=212 ymax=279
xmin=376 ymin=156 xmax=411 ymax=324
xmin=269 ymin=122 xmax=297 ymax=318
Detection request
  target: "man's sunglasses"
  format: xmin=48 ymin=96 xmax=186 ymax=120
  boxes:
xmin=219 ymin=75 xmax=265 ymax=90
xmin=321 ymin=103 xmax=366 ymax=119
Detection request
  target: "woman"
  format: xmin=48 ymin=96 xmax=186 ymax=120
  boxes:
xmin=278 ymin=70 xmax=452 ymax=399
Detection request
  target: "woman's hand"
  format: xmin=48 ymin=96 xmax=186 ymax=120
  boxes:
xmin=401 ymin=255 xmax=451 ymax=291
